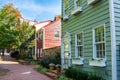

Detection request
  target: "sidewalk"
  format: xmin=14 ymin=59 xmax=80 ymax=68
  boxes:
xmin=0 ymin=53 xmax=52 ymax=80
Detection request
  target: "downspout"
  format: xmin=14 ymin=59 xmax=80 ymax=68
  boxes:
xmin=109 ymin=0 xmax=117 ymax=80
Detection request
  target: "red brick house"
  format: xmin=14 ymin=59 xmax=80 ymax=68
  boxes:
xmin=35 ymin=16 xmax=61 ymax=59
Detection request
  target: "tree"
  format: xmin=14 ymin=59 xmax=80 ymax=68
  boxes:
xmin=0 ymin=3 xmax=22 ymax=49
xmin=0 ymin=3 xmax=35 ymax=50
xmin=15 ymin=21 xmax=35 ymax=49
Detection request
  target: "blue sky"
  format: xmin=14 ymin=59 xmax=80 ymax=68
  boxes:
xmin=0 ymin=0 xmax=61 ymax=21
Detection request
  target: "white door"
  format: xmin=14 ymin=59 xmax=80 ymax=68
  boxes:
xmin=62 ymin=33 xmax=71 ymax=69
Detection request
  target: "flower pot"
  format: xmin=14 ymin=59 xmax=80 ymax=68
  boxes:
xmin=56 ymin=64 xmax=61 ymax=73
xmin=49 ymin=63 xmax=55 ymax=70
xmin=50 ymin=66 xmax=54 ymax=70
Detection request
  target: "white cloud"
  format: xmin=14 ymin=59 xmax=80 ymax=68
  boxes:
xmin=0 ymin=0 xmax=61 ymax=21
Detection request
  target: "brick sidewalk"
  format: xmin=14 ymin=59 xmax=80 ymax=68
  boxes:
xmin=0 ymin=53 xmax=52 ymax=80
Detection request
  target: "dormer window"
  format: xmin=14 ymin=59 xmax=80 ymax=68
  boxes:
xmin=71 ymin=0 xmax=82 ymax=15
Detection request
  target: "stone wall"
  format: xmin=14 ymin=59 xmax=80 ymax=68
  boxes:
xmin=42 ymin=46 xmax=61 ymax=56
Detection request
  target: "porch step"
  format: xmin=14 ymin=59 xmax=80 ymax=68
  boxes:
xmin=50 ymin=70 xmax=65 ymax=75
xmin=50 ymin=70 xmax=58 ymax=74
xmin=45 ymin=72 xmax=57 ymax=79
xmin=44 ymin=70 xmax=65 ymax=80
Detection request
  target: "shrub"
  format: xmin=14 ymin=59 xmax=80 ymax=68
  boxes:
xmin=56 ymin=75 xmax=73 ymax=80
xmin=38 ymin=52 xmax=61 ymax=68
xmin=65 ymin=67 xmax=88 ymax=80
xmin=10 ymin=51 xmax=19 ymax=59
xmin=64 ymin=67 xmax=104 ymax=80
xmin=88 ymin=73 xmax=104 ymax=80
xmin=35 ymin=65 xmax=48 ymax=73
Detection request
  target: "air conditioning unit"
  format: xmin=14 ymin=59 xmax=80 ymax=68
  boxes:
xmin=87 ymin=0 xmax=100 ymax=5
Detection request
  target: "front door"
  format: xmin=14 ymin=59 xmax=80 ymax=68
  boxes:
xmin=62 ymin=32 xmax=71 ymax=69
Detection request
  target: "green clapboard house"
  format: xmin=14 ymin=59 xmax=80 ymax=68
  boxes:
xmin=61 ymin=0 xmax=120 ymax=80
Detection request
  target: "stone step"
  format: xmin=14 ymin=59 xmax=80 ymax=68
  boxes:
xmin=44 ymin=70 xmax=65 ymax=80
xmin=50 ymin=70 xmax=58 ymax=74
xmin=45 ymin=72 xmax=57 ymax=79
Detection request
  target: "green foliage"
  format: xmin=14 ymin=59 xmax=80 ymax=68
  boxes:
xmin=36 ymin=65 xmax=48 ymax=73
xmin=64 ymin=67 xmax=104 ymax=80
xmin=77 ymin=0 xmax=82 ymax=6
xmin=16 ymin=22 xmax=35 ymax=49
xmin=0 ymin=3 xmax=35 ymax=49
xmin=56 ymin=75 xmax=73 ymax=80
xmin=37 ymin=52 xmax=61 ymax=68
xmin=0 ymin=3 xmax=22 ymax=49
xmin=88 ymin=73 xmax=104 ymax=80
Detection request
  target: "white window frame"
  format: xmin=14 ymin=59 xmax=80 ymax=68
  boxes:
xmin=75 ymin=32 xmax=84 ymax=58
xmin=71 ymin=0 xmax=82 ymax=15
xmin=93 ymin=24 xmax=106 ymax=59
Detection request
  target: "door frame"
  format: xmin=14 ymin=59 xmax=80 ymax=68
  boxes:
xmin=61 ymin=32 xmax=71 ymax=69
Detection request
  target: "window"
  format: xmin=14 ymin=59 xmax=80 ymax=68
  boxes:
xmin=63 ymin=0 xmax=69 ymax=16
xmin=94 ymin=25 xmax=105 ymax=58
xmin=71 ymin=0 xmax=82 ymax=15
xmin=54 ymin=31 xmax=60 ymax=38
xmin=74 ymin=0 xmax=82 ymax=8
xmin=76 ymin=33 xmax=83 ymax=57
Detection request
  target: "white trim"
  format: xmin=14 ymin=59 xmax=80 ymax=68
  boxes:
xmin=35 ymin=33 xmax=37 ymax=60
xmin=71 ymin=0 xmax=82 ymax=15
xmin=61 ymin=32 xmax=72 ymax=69
xmin=75 ymin=32 xmax=84 ymax=58
xmin=93 ymin=24 xmax=106 ymax=59
xmin=89 ymin=58 xmax=106 ymax=67
xmin=72 ymin=57 xmax=84 ymax=65
xmin=42 ymin=29 xmax=45 ymax=49
xmin=61 ymin=39 xmax=64 ymax=70
xmin=87 ymin=0 xmax=100 ymax=5
xmin=109 ymin=0 xmax=117 ymax=80
xmin=75 ymin=34 xmax=77 ymax=57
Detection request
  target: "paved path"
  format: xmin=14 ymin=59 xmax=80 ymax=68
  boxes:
xmin=0 ymin=53 xmax=52 ymax=80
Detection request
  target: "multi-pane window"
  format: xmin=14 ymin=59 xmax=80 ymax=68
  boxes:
xmin=63 ymin=0 xmax=69 ymax=15
xmin=76 ymin=33 xmax=83 ymax=57
xmin=94 ymin=26 xmax=105 ymax=58
xmin=74 ymin=0 xmax=82 ymax=8
xmin=54 ymin=31 xmax=60 ymax=38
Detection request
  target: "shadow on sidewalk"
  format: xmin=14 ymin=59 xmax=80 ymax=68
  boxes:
xmin=0 ymin=53 xmax=19 ymax=65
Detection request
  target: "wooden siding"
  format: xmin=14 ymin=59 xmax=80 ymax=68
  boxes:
xmin=62 ymin=0 xmax=111 ymax=80
xmin=43 ymin=19 xmax=61 ymax=49
xmin=114 ymin=0 xmax=120 ymax=79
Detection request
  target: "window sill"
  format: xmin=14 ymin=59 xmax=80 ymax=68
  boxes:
xmin=71 ymin=6 xmax=82 ymax=15
xmin=63 ymin=15 xmax=69 ymax=21
xmin=89 ymin=58 xmax=106 ymax=67
xmin=87 ymin=0 xmax=100 ymax=5
xmin=72 ymin=57 xmax=84 ymax=65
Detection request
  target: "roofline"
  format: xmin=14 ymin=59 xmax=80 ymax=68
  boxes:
xmin=42 ymin=18 xmax=61 ymax=28
xmin=34 ymin=20 xmax=52 ymax=25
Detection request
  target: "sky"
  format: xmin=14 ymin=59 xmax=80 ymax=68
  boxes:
xmin=0 ymin=0 xmax=61 ymax=22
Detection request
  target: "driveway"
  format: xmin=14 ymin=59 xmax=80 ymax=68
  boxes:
xmin=0 ymin=53 xmax=52 ymax=80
